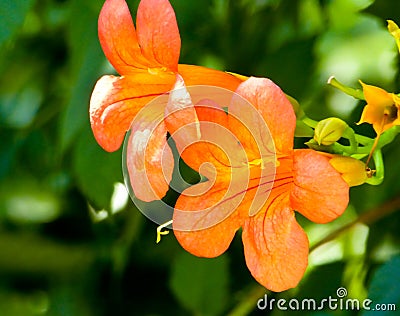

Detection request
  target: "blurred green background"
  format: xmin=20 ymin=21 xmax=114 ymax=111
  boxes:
xmin=1 ymin=0 xmax=400 ymax=315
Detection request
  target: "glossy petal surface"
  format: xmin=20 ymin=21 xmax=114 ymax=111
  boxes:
xmin=90 ymin=74 xmax=174 ymax=151
xmin=126 ymin=99 xmax=173 ymax=201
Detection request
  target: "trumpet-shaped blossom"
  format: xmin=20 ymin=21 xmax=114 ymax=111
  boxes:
xmin=167 ymin=77 xmax=349 ymax=292
xmin=358 ymin=81 xmax=400 ymax=134
xmin=90 ymin=0 xmax=242 ymax=201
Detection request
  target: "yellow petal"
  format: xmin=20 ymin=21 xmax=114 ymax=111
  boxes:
xmin=357 ymin=81 xmax=395 ymax=134
xmin=329 ymin=156 xmax=368 ymax=187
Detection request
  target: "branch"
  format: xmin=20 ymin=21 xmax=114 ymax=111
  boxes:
xmin=310 ymin=195 xmax=400 ymax=252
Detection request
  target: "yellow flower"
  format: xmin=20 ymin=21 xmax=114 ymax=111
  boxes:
xmin=357 ymin=81 xmax=400 ymax=134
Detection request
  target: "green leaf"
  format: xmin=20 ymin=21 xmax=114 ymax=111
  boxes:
xmin=362 ymin=255 xmax=400 ymax=316
xmin=0 ymin=177 xmax=61 ymax=224
xmin=170 ymin=252 xmax=229 ymax=316
xmin=295 ymin=120 xmax=315 ymax=137
xmin=0 ymin=0 xmax=35 ymax=48
xmin=0 ymin=132 xmax=18 ymax=179
xmin=296 ymin=262 xmax=346 ymax=301
xmin=0 ymin=85 xmax=43 ymax=129
xmin=0 ymin=55 xmax=44 ymax=129
xmin=72 ymin=125 xmax=122 ymax=210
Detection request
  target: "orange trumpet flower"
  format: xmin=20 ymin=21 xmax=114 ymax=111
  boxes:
xmin=167 ymin=77 xmax=349 ymax=292
xmin=90 ymin=0 xmax=242 ymax=201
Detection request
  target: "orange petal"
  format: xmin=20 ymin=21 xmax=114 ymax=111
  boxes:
xmin=165 ymin=86 xmax=241 ymax=176
xmin=290 ymin=149 xmax=349 ymax=224
xmin=164 ymin=75 xmax=201 ymax=153
xmin=165 ymin=78 xmax=277 ymax=217
xmin=178 ymin=64 xmax=243 ymax=92
xmin=136 ymin=0 xmax=181 ymax=72
xmin=234 ymin=77 xmax=296 ymax=155
xmin=185 ymin=114 xmax=251 ymax=178
xmin=194 ymin=99 xmax=229 ymax=127
xmin=165 ymin=90 xmax=231 ymax=181
xmin=98 ymin=0 xmax=151 ymax=74
xmin=173 ymin=181 xmax=242 ymax=257
xmin=125 ymin=101 xmax=173 ymax=202
xmin=227 ymin=95 xmax=276 ymax=164
xmin=178 ymin=130 xmax=247 ymax=187
xmin=89 ymin=74 xmax=175 ymax=152
xmin=242 ymin=194 xmax=309 ymax=292
xmin=226 ymin=114 xmax=262 ymax=163
xmin=164 ymin=77 xmax=230 ymax=176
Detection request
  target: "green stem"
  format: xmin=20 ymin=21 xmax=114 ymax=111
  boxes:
xmin=302 ymin=117 xmax=318 ymax=128
xmin=365 ymin=150 xmax=384 ymax=185
xmin=330 ymin=142 xmax=353 ymax=155
xmin=343 ymin=127 xmax=357 ymax=153
xmin=356 ymin=126 xmax=400 ymax=154
xmin=327 ymin=76 xmax=365 ymax=100
xmin=354 ymin=134 xmax=373 ymax=146
xmin=308 ymin=126 xmax=399 ymax=156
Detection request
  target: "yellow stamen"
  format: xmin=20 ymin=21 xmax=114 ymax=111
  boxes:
xmin=366 ymin=167 xmax=376 ymax=178
xmin=226 ymin=71 xmax=249 ymax=81
xmin=246 ymin=156 xmax=280 ymax=170
xmin=248 ymin=158 xmax=265 ymax=169
xmin=156 ymin=220 xmax=173 ymax=244
xmin=385 ymin=104 xmax=398 ymax=122
xmin=148 ymin=67 xmax=171 ymax=75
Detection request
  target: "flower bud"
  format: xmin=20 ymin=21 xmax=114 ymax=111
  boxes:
xmin=329 ymin=156 xmax=368 ymax=187
xmin=314 ymin=117 xmax=348 ymax=146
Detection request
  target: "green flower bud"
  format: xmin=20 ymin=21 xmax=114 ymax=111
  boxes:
xmin=314 ymin=117 xmax=348 ymax=146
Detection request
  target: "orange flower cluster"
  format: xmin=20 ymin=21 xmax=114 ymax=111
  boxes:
xmin=90 ymin=0 xmax=351 ymax=291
